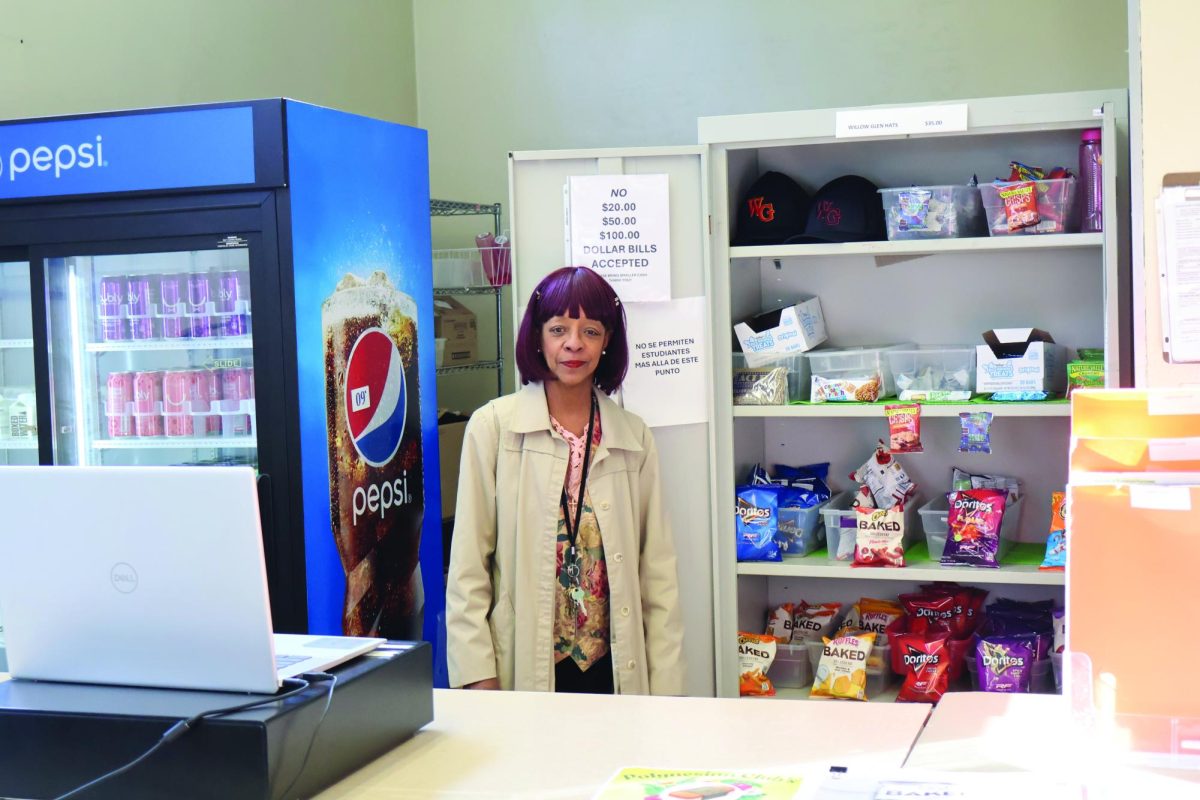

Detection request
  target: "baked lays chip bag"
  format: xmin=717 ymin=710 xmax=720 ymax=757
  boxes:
xmin=811 ymin=632 xmax=875 ymax=701
xmin=738 ymin=632 xmax=778 ymax=696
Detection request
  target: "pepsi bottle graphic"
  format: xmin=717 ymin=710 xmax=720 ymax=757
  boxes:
xmin=322 ymin=271 xmax=424 ymax=639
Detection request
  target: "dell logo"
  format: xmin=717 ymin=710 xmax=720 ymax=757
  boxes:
xmin=110 ymin=562 xmax=138 ymax=594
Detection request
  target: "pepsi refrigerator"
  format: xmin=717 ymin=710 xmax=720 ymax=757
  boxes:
xmin=0 ymin=101 xmax=446 ymax=681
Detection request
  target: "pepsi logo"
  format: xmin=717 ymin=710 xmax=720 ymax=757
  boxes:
xmin=345 ymin=327 xmax=407 ymax=467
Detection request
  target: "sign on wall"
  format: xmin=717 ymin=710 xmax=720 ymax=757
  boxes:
xmin=566 ymin=173 xmax=671 ymax=302
xmin=621 ymin=296 xmax=708 ymax=428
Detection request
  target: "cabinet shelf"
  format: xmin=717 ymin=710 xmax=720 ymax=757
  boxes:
xmin=0 ymin=339 xmax=33 ymax=349
xmin=772 ymin=685 xmax=903 ymax=703
xmin=433 ymin=285 xmax=503 ymax=296
xmin=0 ymin=438 xmax=38 ymax=450
xmin=437 ymin=359 xmax=503 ymax=376
xmin=93 ymin=436 xmax=257 ymax=450
xmin=729 ymin=233 xmax=1103 ymax=261
xmin=85 ymin=337 xmax=254 ymax=353
xmin=737 ymin=543 xmax=1063 ymax=586
xmin=733 ymin=401 xmax=1071 ymax=419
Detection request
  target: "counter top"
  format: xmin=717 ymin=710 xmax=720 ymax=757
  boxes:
xmin=315 ymin=688 xmax=931 ymax=799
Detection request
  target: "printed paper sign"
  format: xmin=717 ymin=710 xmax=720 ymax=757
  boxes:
xmin=567 ymin=174 xmax=671 ymax=302
xmin=835 ymin=103 xmax=968 ymax=138
xmin=1129 ymin=484 xmax=1193 ymax=512
xmin=620 ymin=297 xmax=708 ymax=428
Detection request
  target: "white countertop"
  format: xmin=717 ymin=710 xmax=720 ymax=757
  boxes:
xmin=315 ymin=689 xmax=932 ymax=799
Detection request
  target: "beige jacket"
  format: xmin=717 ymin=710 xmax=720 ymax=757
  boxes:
xmin=445 ymin=382 xmax=686 ymax=695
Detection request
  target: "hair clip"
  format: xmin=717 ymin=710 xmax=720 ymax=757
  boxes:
xmin=614 ymin=298 xmax=621 ymax=307
xmin=535 ymin=289 xmax=541 ymax=300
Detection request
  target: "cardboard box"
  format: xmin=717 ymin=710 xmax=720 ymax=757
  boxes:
xmin=733 ymin=298 xmax=827 ymax=367
xmin=437 ymin=420 xmax=467 ymax=519
xmin=975 ymin=328 xmax=1067 ymax=394
xmin=433 ymin=296 xmax=478 ymax=365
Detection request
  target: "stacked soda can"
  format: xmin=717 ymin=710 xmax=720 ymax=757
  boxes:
xmin=105 ymin=371 xmax=136 ymax=437
xmin=159 ymin=274 xmax=188 ymax=339
xmin=212 ymin=271 xmax=250 ymax=337
xmin=97 ymin=277 xmax=126 ymax=342
xmin=219 ymin=366 xmax=255 ymax=436
xmin=96 ymin=270 xmax=251 ymax=342
xmin=133 ymin=371 xmax=165 ymax=436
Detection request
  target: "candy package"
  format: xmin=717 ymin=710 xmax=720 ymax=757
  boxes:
xmin=1040 ymin=491 xmax=1067 ymax=571
xmin=976 ymin=635 xmax=1036 ymax=693
xmin=851 ymin=444 xmax=917 ymax=507
xmin=894 ymin=631 xmax=951 ymax=703
xmin=958 ymin=411 xmax=994 ymax=454
xmin=853 ymin=506 xmax=907 ymax=567
xmin=942 ymin=488 xmax=1009 ymax=568
xmin=812 ymin=374 xmax=882 ymax=403
xmin=885 ymin=403 xmax=923 ymax=454
xmin=735 ymin=486 xmax=781 ymax=562
xmin=811 ymin=632 xmax=875 ymax=701
xmin=738 ymin=632 xmax=778 ymax=696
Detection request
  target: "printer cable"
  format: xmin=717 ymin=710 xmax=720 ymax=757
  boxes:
xmin=51 ymin=676 xmax=314 ymax=800
xmin=275 ymin=672 xmax=339 ymax=800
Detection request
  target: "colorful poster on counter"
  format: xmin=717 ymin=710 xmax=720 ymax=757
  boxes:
xmin=592 ymin=767 xmax=802 ymax=800
xmin=620 ymin=297 xmax=708 ymax=428
xmin=567 ymin=173 xmax=671 ymax=302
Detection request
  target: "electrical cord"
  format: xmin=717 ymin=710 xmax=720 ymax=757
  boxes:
xmin=275 ymin=672 xmax=338 ymax=800
xmin=51 ymin=677 xmax=314 ymax=800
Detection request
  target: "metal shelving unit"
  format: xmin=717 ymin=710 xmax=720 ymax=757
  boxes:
xmin=430 ymin=199 xmax=505 ymax=397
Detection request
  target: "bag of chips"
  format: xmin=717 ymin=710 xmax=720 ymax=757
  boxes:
xmin=738 ymin=632 xmax=778 ymax=696
xmin=941 ymin=488 xmax=1008 ymax=568
xmin=894 ymin=631 xmax=951 ymax=703
xmin=975 ymin=635 xmax=1036 ymax=693
xmin=811 ymin=632 xmax=875 ymax=701
xmin=735 ymin=486 xmax=781 ymax=562
xmin=766 ymin=603 xmax=797 ymax=642
xmin=853 ymin=506 xmax=907 ymax=567
xmin=791 ymin=601 xmax=842 ymax=644
xmin=885 ymin=403 xmax=924 ymax=454
xmin=851 ymin=444 xmax=916 ymax=508
xmin=1040 ymin=491 xmax=1067 ymax=571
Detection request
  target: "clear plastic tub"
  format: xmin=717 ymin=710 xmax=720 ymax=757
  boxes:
xmin=918 ymin=495 xmax=1023 ymax=563
xmin=807 ymin=344 xmax=913 ymax=402
xmin=779 ymin=495 xmax=832 ymax=558
xmin=732 ymin=352 xmax=809 ymax=404
xmin=878 ymin=185 xmax=986 ymax=240
xmin=979 ymin=177 xmax=1079 ymax=236
xmin=820 ymin=491 xmax=919 ymax=561
xmin=885 ymin=346 xmax=976 ymax=401
xmin=771 ymin=642 xmax=813 ymax=689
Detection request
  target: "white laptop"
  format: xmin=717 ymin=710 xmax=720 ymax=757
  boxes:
xmin=0 ymin=465 xmax=383 ymax=694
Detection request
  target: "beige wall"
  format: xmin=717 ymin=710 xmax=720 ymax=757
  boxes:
xmin=0 ymin=0 xmax=417 ymax=123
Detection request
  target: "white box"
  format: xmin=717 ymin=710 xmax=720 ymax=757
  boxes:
xmin=975 ymin=328 xmax=1067 ymax=394
xmin=733 ymin=298 xmax=827 ymax=367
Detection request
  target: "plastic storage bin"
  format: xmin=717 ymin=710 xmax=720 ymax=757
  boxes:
xmin=917 ymin=495 xmax=1023 ymax=562
xmin=732 ymin=352 xmax=809 ymax=404
xmin=771 ymin=642 xmax=813 ymax=689
xmin=885 ymin=346 xmax=976 ymax=401
xmin=807 ymin=344 xmax=913 ymax=403
xmin=821 ymin=491 xmax=919 ymax=561
xmin=779 ymin=495 xmax=832 ymax=558
xmin=979 ymin=177 xmax=1079 ymax=236
xmin=878 ymin=185 xmax=986 ymax=240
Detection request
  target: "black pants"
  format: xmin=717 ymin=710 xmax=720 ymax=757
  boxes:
xmin=555 ymin=652 xmax=614 ymax=694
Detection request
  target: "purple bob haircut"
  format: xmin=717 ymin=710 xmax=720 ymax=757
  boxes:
xmin=515 ymin=266 xmax=629 ymax=394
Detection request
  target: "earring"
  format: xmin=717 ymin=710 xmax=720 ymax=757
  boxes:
xmin=602 ymin=349 xmax=607 ymax=354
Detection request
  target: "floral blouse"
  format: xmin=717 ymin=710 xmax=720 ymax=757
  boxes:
xmin=550 ymin=407 xmax=610 ymax=671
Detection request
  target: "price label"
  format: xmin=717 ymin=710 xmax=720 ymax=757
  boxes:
xmin=566 ymin=174 xmax=670 ymax=302
xmin=835 ymin=103 xmax=968 ymax=138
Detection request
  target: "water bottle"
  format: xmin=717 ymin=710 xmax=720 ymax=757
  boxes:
xmin=1079 ymin=128 xmax=1103 ymax=232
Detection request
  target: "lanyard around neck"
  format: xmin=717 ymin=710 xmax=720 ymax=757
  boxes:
xmin=560 ymin=391 xmax=598 ymax=558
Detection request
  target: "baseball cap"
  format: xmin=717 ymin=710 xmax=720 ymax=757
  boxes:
xmin=786 ymin=175 xmax=886 ymax=244
xmin=733 ymin=171 xmax=811 ymax=245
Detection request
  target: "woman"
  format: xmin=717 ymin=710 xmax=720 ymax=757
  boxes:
xmin=445 ymin=266 xmax=685 ymax=695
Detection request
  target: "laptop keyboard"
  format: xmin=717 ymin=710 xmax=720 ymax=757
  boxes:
xmin=275 ymin=654 xmax=308 ymax=669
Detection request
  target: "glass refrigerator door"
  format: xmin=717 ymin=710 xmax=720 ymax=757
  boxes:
xmin=45 ymin=246 xmax=257 ymax=468
xmin=0 ymin=260 xmax=38 ymax=466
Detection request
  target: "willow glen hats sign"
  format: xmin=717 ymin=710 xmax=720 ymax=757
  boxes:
xmin=620 ymin=297 xmax=708 ymax=428
xmin=566 ymin=173 xmax=671 ymax=302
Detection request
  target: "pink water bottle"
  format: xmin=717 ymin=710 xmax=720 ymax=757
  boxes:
xmin=1079 ymin=128 xmax=1103 ymax=233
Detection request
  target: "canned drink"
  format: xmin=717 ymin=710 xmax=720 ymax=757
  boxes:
xmin=162 ymin=369 xmax=195 ymax=437
xmin=189 ymin=369 xmax=222 ymax=435
xmin=105 ymin=371 xmax=135 ymax=415
xmin=133 ymin=371 xmax=163 ymax=417
xmin=107 ymin=412 xmax=135 ymax=438
xmin=186 ymin=273 xmax=213 ymax=338
xmin=97 ymin=276 xmax=127 ymax=341
xmin=159 ymin=274 xmax=187 ymax=339
xmin=219 ymin=367 xmax=253 ymax=436
xmin=213 ymin=271 xmax=249 ymax=337
xmin=126 ymin=276 xmax=155 ymax=339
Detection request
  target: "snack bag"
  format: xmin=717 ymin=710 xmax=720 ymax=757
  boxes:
xmin=766 ymin=603 xmax=797 ymax=642
xmin=997 ymin=181 xmax=1040 ymax=231
xmin=894 ymin=631 xmax=951 ymax=703
xmin=856 ymin=597 xmax=905 ymax=636
xmin=733 ymin=365 xmax=789 ymax=405
xmin=898 ymin=592 xmax=958 ymax=634
xmin=1040 ymin=491 xmax=1067 ymax=571
xmin=738 ymin=632 xmax=778 ymax=696
xmin=811 ymin=632 xmax=875 ymax=701
xmin=851 ymin=444 xmax=917 ymax=507
xmin=791 ymin=601 xmax=842 ymax=644
xmin=811 ymin=374 xmax=882 ymax=403
xmin=885 ymin=403 xmax=923 ymax=454
xmin=941 ymin=488 xmax=1008 ymax=568
xmin=958 ymin=412 xmax=994 ymax=454
xmin=735 ymin=486 xmax=781 ymax=562
xmin=976 ymin=635 xmax=1035 ymax=693
xmin=853 ymin=506 xmax=907 ymax=567
xmin=1052 ymin=608 xmax=1065 ymax=654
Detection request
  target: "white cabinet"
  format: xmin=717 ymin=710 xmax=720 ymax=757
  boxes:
xmin=699 ymin=90 xmax=1128 ymax=698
